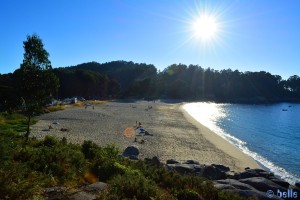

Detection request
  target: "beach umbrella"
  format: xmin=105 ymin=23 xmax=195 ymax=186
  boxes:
xmin=124 ymin=127 xmax=135 ymax=138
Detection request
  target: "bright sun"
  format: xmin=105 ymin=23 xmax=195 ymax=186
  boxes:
xmin=193 ymin=14 xmax=218 ymax=40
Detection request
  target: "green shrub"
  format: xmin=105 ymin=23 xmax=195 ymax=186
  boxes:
xmin=177 ymin=189 xmax=200 ymax=200
xmin=43 ymin=135 xmax=59 ymax=147
xmin=108 ymin=171 xmax=158 ymax=200
xmin=0 ymin=163 xmax=46 ymax=199
xmin=92 ymin=160 xmax=126 ymax=182
xmin=13 ymin=136 xmax=87 ymax=183
xmin=82 ymin=140 xmax=100 ymax=160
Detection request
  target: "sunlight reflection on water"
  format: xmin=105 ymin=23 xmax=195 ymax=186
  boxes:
xmin=182 ymin=102 xmax=300 ymax=184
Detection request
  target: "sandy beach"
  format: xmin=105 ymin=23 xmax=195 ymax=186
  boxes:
xmin=31 ymin=100 xmax=260 ymax=172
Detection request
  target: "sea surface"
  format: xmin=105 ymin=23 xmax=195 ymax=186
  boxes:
xmin=183 ymin=102 xmax=300 ymax=184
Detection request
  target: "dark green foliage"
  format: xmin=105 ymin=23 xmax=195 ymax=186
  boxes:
xmin=53 ymin=68 xmax=111 ymax=99
xmin=82 ymin=141 xmax=123 ymax=181
xmin=0 ymin=162 xmax=46 ymax=199
xmin=82 ymin=140 xmax=101 ymax=159
xmin=2 ymin=59 xmax=300 ymax=104
xmin=12 ymin=34 xmax=59 ymax=141
xmin=64 ymin=61 xmax=300 ymax=101
xmin=108 ymin=171 xmax=158 ymax=200
xmin=177 ymin=189 xmax=200 ymax=200
xmin=14 ymin=136 xmax=86 ymax=182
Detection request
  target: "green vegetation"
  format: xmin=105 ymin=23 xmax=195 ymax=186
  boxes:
xmin=3 ymin=61 xmax=300 ymax=103
xmin=0 ymin=113 xmax=256 ymax=200
xmin=56 ymin=61 xmax=300 ymax=102
xmin=5 ymin=34 xmax=59 ymax=141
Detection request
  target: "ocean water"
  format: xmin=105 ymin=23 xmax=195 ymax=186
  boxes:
xmin=183 ymin=102 xmax=300 ymax=184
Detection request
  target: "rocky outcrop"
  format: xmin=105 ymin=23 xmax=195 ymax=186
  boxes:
xmin=239 ymin=177 xmax=286 ymax=192
xmin=44 ymin=182 xmax=107 ymax=200
xmin=166 ymin=159 xmax=180 ymax=164
xmin=202 ymin=165 xmax=227 ymax=180
xmin=144 ymin=156 xmax=161 ymax=166
xmin=155 ymin=158 xmax=298 ymax=200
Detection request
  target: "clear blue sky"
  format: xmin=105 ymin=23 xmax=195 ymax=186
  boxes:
xmin=1 ymin=0 xmax=299 ymax=79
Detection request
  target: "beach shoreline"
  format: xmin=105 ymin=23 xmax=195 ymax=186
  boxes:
xmin=31 ymin=100 xmax=260 ymax=172
xmin=180 ymin=104 xmax=261 ymax=171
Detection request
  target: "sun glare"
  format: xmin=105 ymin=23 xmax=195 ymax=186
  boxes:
xmin=193 ymin=14 xmax=218 ymax=40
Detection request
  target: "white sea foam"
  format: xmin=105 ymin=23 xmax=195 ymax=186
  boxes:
xmin=183 ymin=102 xmax=300 ymax=185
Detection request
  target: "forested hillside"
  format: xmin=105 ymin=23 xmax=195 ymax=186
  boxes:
xmin=1 ymin=61 xmax=300 ymax=104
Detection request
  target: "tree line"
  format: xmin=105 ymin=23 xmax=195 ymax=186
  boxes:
xmin=1 ymin=39 xmax=300 ymax=111
xmin=55 ymin=62 xmax=300 ymax=102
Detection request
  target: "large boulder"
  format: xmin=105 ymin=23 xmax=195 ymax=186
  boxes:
xmin=202 ymin=165 xmax=226 ymax=180
xmin=215 ymin=179 xmax=256 ymax=190
xmin=183 ymin=160 xmax=200 ymax=165
xmin=238 ymin=169 xmax=260 ymax=179
xmin=81 ymin=182 xmax=107 ymax=193
xmin=212 ymin=164 xmax=230 ymax=172
xmin=122 ymin=145 xmax=139 ymax=158
xmin=214 ymin=184 xmax=236 ymax=190
xmin=167 ymin=164 xmax=196 ymax=175
xmin=44 ymin=186 xmax=68 ymax=200
xmin=166 ymin=159 xmax=180 ymax=164
xmin=69 ymin=191 xmax=96 ymax=200
xmin=145 ymin=156 xmax=161 ymax=166
xmin=270 ymin=178 xmax=289 ymax=189
xmin=239 ymin=177 xmax=285 ymax=192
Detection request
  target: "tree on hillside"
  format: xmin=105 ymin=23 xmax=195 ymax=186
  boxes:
xmin=286 ymin=75 xmax=300 ymax=95
xmin=0 ymin=73 xmax=18 ymax=113
xmin=13 ymin=34 xmax=59 ymax=142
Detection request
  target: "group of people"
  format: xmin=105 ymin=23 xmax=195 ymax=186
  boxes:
xmin=134 ymin=121 xmax=153 ymax=144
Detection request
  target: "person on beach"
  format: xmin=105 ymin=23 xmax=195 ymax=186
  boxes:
xmin=136 ymin=122 xmax=142 ymax=129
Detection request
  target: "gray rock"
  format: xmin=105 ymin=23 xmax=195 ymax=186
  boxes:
xmin=44 ymin=186 xmax=68 ymax=200
xmin=150 ymin=156 xmax=161 ymax=166
xmin=212 ymin=164 xmax=230 ymax=172
xmin=215 ymin=179 xmax=283 ymax=200
xmin=193 ymin=165 xmax=203 ymax=173
xmin=166 ymin=159 xmax=180 ymax=164
xmin=202 ymin=165 xmax=226 ymax=180
xmin=215 ymin=179 xmax=256 ymax=190
xmin=167 ymin=164 xmax=196 ymax=175
xmin=82 ymin=182 xmax=107 ymax=193
xmin=144 ymin=156 xmax=161 ymax=166
xmin=69 ymin=191 xmax=96 ymax=200
xmin=129 ymin=155 xmax=139 ymax=160
xmin=295 ymin=182 xmax=300 ymax=188
xmin=44 ymin=186 xmax=68 ymax=194
xmin=214 ymin=183 xmax=236 ymax=190
xmin=239 ymin=177 xmax=285 ymax=192
xmin=183 ymin=160 xmax=200 ymax=165
xmin=238 ymin=169 xmax=260 ymax=179
xmin=270 ymin=178 xmax=289 ymax=188
xmin=122 ymin=145 xmax=139 ymax=157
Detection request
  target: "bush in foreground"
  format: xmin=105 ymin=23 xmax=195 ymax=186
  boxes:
xmin=0 ymin=112 xmax=255 ymax=200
